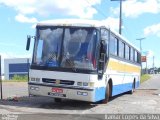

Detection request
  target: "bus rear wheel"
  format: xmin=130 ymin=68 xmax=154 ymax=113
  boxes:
xmin=102 ymin=83 xmax=110 ymax=103
xmin=128 ymin=81 xmax=135 ymax=94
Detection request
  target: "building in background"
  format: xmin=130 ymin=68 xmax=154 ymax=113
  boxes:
xmin=4 ymin=58 xmax=30 ymax=80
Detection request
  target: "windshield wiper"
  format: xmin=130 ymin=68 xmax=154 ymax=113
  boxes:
xmin=62 ymin=54 xmax=77 ymax=72
xmin=66 ymin=59 xmax=77 ymax=72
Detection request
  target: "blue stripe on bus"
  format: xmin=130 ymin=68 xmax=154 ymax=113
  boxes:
xmin=94 ymin=81 xmax=140 ymax=102
xmin=112 ymin=81 xmax=140 ymax=96
xmin=94 ymin=87 xmax=106 ymax=102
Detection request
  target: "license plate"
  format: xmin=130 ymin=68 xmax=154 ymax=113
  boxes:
xmin=48 ymin=92 xmax=66 ymax=97
xmin=52 ymin=88 xmax=63 ymax=93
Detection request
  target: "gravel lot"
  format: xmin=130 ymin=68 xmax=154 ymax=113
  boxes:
xmin=1 ymin=82 xmax=28 ymax=99
xmin=0 ymin=75 xmax=160 ymax=116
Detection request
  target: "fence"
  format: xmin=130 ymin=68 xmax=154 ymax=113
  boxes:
xmin=0 ymin=55 xmax=29 ymax=100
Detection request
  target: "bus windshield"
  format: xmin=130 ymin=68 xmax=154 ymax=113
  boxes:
xmin=33 ymin=27 xmax=98 ymax=71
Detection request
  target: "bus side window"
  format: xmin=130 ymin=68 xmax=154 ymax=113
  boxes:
xmin=134 ymin=50 xmax=138 ymax=63
xmin=110 ymin=34 xmax=118 ymax=56
xmin=125 ymin=44 xmax=130 ymax=60
xmin=130 ymin=48 xmax=134 ymax=61
xmin=137 ymin=52 xmax=141 ymax=64
xmin=118 ymin=40 xmax=125 ymax=58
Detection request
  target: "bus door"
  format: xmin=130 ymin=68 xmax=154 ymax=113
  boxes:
xmin=98 ymin=28 xmax=109 ymax=82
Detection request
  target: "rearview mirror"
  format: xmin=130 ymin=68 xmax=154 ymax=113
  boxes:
xmin=26 ymin=35 xmax=31 ymax=51
xmin=98 ymin=53 xmax=105 ymax=80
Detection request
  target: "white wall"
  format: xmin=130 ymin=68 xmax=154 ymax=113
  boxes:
xmin=4 ymin=58 xmax=31 ymax=80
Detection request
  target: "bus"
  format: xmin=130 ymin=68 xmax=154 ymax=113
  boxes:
xmin=26 ymin=19 xmax=141 ymax=103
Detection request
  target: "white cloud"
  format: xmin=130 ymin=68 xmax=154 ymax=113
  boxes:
xmin=143 ymin=50 xmax=154 ymax=57
xmin=102 ymin=17 xmax=119 ymax=30
xmin=144 ymin=23 xmax=160 ymax=37
xmin=110 ymin=7 xmax=119 ymax=16
xmin=111 ymin=0 xmax=160 ymax=18
xmin=15 ymin=14 xmax=38 ymax=23
xmin=0 ymin=0 xmax=101 ymax=19
xmin=31 ymin=24 xmax=37 ymax=29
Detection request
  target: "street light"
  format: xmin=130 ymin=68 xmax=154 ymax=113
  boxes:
xmin=136 ymin=37 xmax=145 ymax=54
xmin=136 ymin=37 xmax=145 ymax=74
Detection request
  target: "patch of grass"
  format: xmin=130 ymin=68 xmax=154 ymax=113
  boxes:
xmin=3 ymin=79 xmax=28 ymax=82
xmin=140 ymin=74 xmax=151 ymax=83
xmin=3 ymin=75 xmax=28 ymax=82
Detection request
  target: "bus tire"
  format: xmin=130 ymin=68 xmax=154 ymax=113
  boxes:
xmin=102 ymin=83 xmax=110 ymax=104
xmin=54 ymin=98 xmax=62 ymax=102
xmin=128 ymin=80 xmax=135 ymax=94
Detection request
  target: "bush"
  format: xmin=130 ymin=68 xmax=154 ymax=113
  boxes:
xmin=11 ymin=75 xmax=28 ymax=82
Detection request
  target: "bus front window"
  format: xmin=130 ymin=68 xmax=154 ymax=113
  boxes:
xmin=33 ymin=27 xmax=98 ymax=71
xmin=34 ymin=28 xmax=63 ymax=66
xmin=61 ymin=28 xmax=97 ymax=70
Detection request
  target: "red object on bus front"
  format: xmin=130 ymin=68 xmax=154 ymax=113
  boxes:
xmin=52 ymin=88 xmax=63 ymax=93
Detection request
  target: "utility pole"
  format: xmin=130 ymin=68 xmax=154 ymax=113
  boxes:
xmin=136 ymin=37 xmax=145 ymax=74
xmin=153 ymin=56 xmax=155 ymax=73
xmin=111 ymin=0 xmax=124 ymax=34
xmin=119 ymin=0 xmax=122 ymax=34
xmin=0 ymin=55 xmax=2 ymax=99
xmin=146 ymin=57 xmax=148 ymax=74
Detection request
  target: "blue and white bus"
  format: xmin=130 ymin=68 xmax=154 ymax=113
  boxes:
xmin=26 ymin=19 xmax=141 ymax=103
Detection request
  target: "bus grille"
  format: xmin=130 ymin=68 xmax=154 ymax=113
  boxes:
xmin=42 ymin=78 xmax=75 ymax=85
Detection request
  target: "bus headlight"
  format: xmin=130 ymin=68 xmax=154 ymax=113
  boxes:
xmin=89 ymin=82 xmax=95 ymax=87
xmin=30 ymin=86 xmax=39 ymax=91
xmin=30 ymin=78 xmax=35 ymax=82
xmin=35 ymin=78 xmax=40 ymax=82
xmin=77 ymin=82 xmax=94 ymax=87
xmin=77 ymin=82 xmax=82 ymax=86
xmin=77 ymin=82 xmax=89 ymax=86
xmin=30 ymin=78 xmax=40 ymax=82
xmin=83 ymin=82 xmax=89 ymax=86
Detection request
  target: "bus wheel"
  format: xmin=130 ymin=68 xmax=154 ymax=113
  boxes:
xmin=54 ymin=98 xmax=62 ymax=102
xmin=102 ymin=83 xmax=110 ymax=104
xmin=128 ymin=81 xmax=135 ymax=94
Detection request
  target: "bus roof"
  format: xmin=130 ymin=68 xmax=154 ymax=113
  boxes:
xmin=37 ymin=19 xmax=104 ymax=28
xmin=37 ymin=19 xmax=140 ymax=52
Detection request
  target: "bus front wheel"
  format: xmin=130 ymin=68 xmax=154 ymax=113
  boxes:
xmin=102 ymin=83 xmax=110 ymax=103
xmin=54 ymin=98 xmax=62 ymax=102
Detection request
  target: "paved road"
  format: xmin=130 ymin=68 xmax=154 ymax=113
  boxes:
xmin=0 ymin=75 xmax=160 ymax=119
xmin=139 ymin=74 xmax=160 ymax=90
xmin=139 ymin=74 xmax=160 ymax=95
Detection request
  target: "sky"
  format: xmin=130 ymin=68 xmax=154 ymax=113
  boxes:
xmin=0 ymin=0 xmax=160 ymax=71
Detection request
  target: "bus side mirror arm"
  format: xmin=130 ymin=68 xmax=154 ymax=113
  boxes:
xmin=26 ymin=35 xmax=35 ymax=51
xmin=26 ymin=35 xmax=31 ymax=51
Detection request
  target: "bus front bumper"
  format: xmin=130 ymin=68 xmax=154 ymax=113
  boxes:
xmin=28 ymin=83 xmax=98 ymax=102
